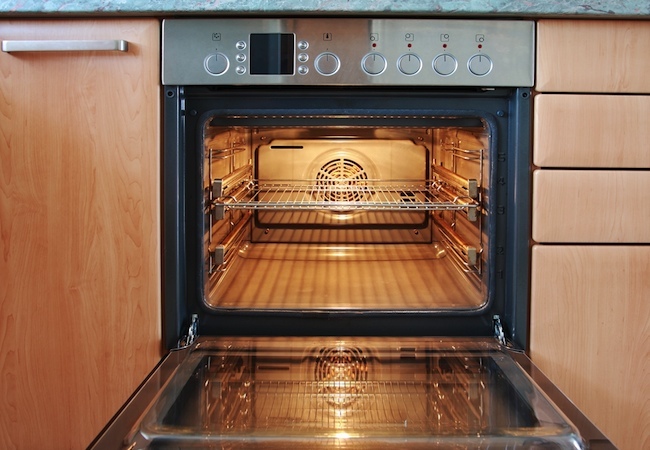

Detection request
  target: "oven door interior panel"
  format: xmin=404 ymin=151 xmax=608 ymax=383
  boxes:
xmin=119 ymin=337 xmax=585 ymax=449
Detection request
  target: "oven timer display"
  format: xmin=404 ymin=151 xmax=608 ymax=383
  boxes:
xmin=249 ymin=33 xmax=295 ymax=75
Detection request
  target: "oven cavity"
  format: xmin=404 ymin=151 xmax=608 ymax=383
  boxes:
xmin=203 ymin=121 xmax=487 ymax=311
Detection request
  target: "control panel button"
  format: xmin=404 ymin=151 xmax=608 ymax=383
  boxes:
xmin=397 ymin=53 xmax=422 ymax=76
xmin=433 ymin=53 xmax=458 ymax=76
xmin=297 ymin=40 xmax=309 ymax=51
xmin=204 ymin=53 xmax=229 ymax=76
xmin=468 ymin=54 xmax=493 ymax=76
xmin=361 ymin=53 xmax=387 ymax=76
xmin=298 ymin=53 xmax=309 ymax=63
xmin=236 ymin=53 xmax=247 ymax=63
xmin=315 ymin=52 xmax=340 ymax=76
xmin=235 ymin=40 xmax=247 ymax=50
xmin=298 ymin=65 xmax=309 ymax=75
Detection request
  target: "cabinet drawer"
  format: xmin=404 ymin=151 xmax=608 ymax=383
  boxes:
xmin=534 ymin=94 xmax=650 ymax=168
xmin=530 ymin=245 xmax=650 ymax=450
xmin=532 ymin=169 xmax=650 ymax=243
xmin=537 ymin=20 xmax=650 ymax=93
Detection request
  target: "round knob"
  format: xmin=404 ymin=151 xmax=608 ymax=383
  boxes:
xmin=397 ymin=53 xmax=422 ymax=76
xmin=468 ymin=54 xmax=493 ymax=76
xmin=433 ymin=53 xmax=458 ymax=76
xmin=204 ymin=53 xmax=229 ymax=76
xmin=361 ymin=52 xmax=387 ymax=76
xmin=315 ymin=52 xmax=340 ymax=76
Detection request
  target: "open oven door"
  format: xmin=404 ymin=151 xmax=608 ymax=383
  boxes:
xmin=91 ymin=336 xmax=614 ymax=449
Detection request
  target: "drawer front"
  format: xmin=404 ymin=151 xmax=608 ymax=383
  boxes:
xmin=534 ymin=94 xmax=650 ymax=168
xmin=537 ymin=19 xmax=650 ymax=93
xmin=532 ymin=169 xmax=650 ymax=243
xmin=529 ymin=245 xmax=650 ymax=450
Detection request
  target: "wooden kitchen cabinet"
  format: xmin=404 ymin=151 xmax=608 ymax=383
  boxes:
xmin=534 ymin=94 xmax=650 ymax=168
xmin=532 ymin=170 xmax=650 ymax=243
xmin=530 ymin=245 xmax=650 ymax=450
xmin=533 ymin=19 xmax=650 ymax=450
xmin=0 ymin=19 xmax=161 ymax=449
xmin=537 ymin=19 xmax=650 ymax=93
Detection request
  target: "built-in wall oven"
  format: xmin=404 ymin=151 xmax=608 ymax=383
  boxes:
xmin=92 ymin=18 xmax=614 ymax=449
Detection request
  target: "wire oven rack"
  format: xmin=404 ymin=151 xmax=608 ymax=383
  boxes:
xmin=204 ymin=356 xmax=490 ymax=435
xmin=215 ymin=179 xmax=478 ymax=216
xmin=221 ymin=379 xmax=486 ymax=434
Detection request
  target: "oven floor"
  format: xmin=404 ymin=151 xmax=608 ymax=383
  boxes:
xmin=210 ymin=243 xmax=483 ymax=310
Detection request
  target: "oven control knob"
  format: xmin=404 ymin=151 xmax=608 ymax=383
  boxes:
xmin=361 ymin=52 xmax=387 ymax=76
xmin=468 ymin=54 xmax=493 ymax=76
xmin=315 ymin=52 xmax=340 ymax=76
xmin=433 ymin=53 xmax=458 ymax=76
xmin=204 ymin=53 xmax=229 ymax=76
xmin=397 ymin=53 xmax=422 ymax=76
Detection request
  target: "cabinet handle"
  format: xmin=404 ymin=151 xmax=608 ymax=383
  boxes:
xmin=1 ymin=39 xmax=128 ymax=53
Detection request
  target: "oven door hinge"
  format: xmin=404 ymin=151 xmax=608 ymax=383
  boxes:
xmin=177 ymin=314 xmax=199 ymax=349
xmin=493 ymin=315 xmax=507 ymax=346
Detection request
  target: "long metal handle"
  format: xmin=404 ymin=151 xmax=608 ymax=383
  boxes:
xmin=1 ymin=39 xmax=128 ymax=53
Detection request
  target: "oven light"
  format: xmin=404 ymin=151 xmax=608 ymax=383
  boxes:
xmin=334 ymin=432 xmax=351 ymax=439
xmin=328 ymin=246 xmax=353 ymax=258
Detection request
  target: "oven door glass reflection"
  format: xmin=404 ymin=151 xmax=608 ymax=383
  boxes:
xmin=127 ymin=338 xmax=583 ymax=449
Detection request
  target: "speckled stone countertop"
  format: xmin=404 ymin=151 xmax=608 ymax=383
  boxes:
xmin=0 ymin=0 xmax=648 ymax=17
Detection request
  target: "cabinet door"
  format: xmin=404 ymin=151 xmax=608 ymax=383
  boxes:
xmin=532 ymin=169 xmax=650 ymax=243
xmin=537 ymin=20 xmax=650 ymax=93
xmin=0 ymin=20 xmax=161 ymax=449
xmin=530 ymin=245 xmax=650 ymax=450
xmin=534 ymin=94 xmax=650 ymax=168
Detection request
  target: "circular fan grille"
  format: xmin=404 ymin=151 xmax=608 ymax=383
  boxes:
xmin=315 ymin=346 xmax=368 ymax=407
xmin=315 ymin=158 xmax=370 ymax=203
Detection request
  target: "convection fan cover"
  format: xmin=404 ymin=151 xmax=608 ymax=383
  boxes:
xmin=314 ymin=157 xmax=372 ymax=203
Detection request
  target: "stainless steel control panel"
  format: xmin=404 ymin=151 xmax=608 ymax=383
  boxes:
xmin=162 ymin=19 xmax=534 ymax=86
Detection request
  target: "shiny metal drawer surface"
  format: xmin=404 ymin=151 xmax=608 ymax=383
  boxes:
xmin=124 ymin=337 xmax=584 ymax=449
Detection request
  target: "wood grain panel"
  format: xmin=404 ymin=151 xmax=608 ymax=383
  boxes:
xmin=0 ymin=20 xmax=161 ymax=449
xmin=537 ymin=20 xmax=650 ymax=93
xmin=530 ymin=245 xmax=650 ymax=450
xmin=532 ymin=169 xmax=650 ymax=243
xmin=534 ymin=94 xmax=650 ymax=168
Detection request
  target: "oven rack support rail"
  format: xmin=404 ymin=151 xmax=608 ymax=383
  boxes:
xmin=209 ymin=178 xmax=479 ymax=220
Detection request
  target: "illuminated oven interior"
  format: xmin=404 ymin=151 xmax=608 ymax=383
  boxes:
xmin=202 ymin=120 xmax=489 ymax=311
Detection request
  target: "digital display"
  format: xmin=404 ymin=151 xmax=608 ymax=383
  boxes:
xmin=249 ymin=33 xmax=295 ymax=75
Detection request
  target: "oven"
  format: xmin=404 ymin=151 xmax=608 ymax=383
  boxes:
xmin=91 ymin=18 xmax=614 ymax=449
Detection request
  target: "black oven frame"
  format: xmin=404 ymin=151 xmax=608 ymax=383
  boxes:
xmin=161 ymin=86 xmax=532 ymax=351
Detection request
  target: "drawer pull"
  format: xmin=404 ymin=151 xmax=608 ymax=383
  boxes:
xmin=1 ymin=39 xmax=128 ymax=53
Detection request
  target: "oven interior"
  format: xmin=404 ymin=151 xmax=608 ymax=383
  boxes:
xmin=163 ymin=87 xmax=530 ymax=348
xmin=205 ymin=123 xmax=487 ymax=311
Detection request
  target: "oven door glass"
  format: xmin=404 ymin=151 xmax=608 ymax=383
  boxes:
xmin=125 ymin=337 xmax=583 ymax=449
